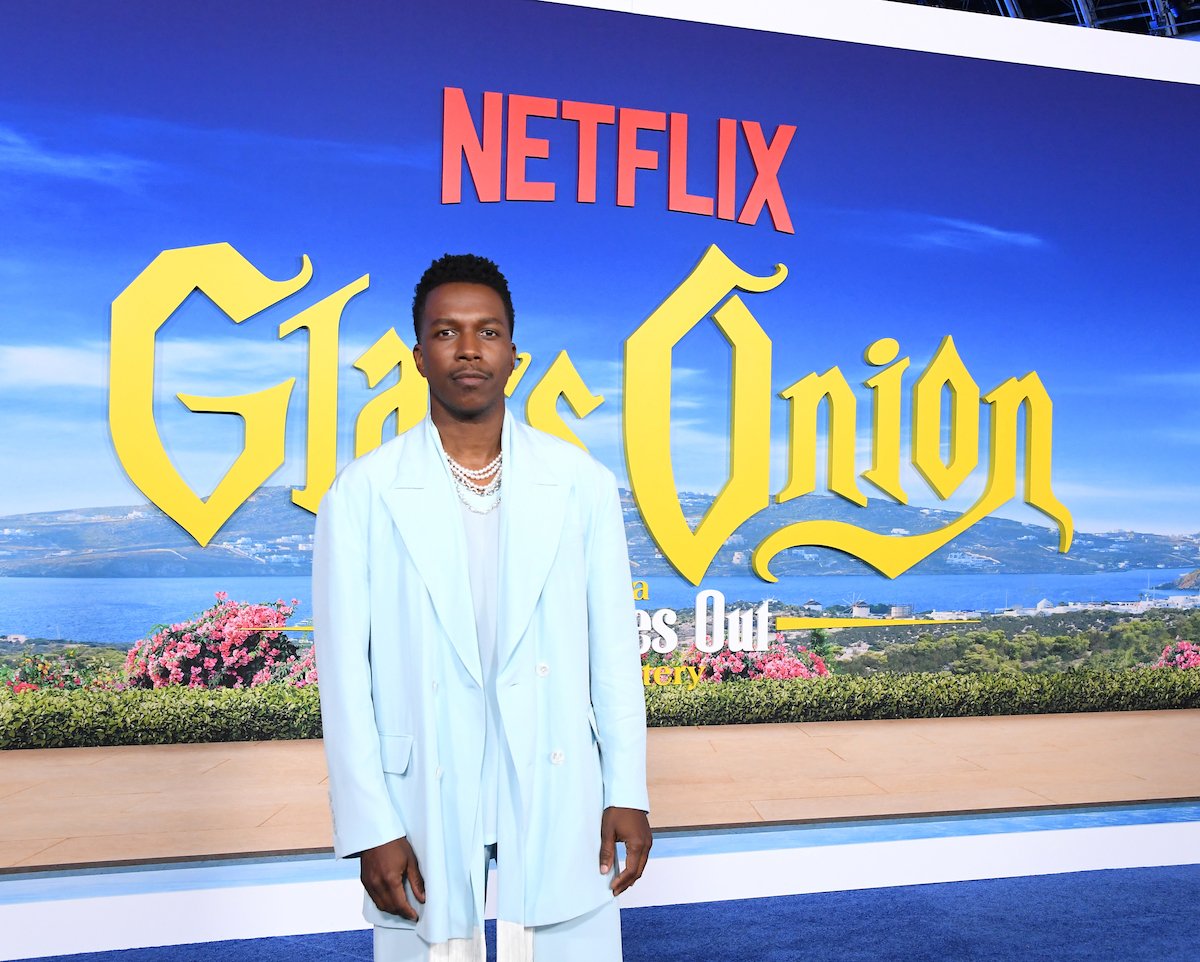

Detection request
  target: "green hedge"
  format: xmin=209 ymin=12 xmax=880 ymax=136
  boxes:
xmin=643 ymin=667 xmax=1200 ymax=726
xmin=2 ymin=668 xmax=1198 ymax=749
xmin=0 ymin=685 xmax=322 ymax=749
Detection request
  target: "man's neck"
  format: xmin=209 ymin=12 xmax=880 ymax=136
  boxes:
xmin=431 ymin=403 xmax=504 ymax=470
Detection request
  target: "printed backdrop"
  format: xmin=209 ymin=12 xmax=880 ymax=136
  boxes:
xmin=2 ymin=0 xmax=1199 ymax=655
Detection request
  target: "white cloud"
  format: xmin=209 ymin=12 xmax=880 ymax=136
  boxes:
xmin=97 ymin=113 xmax=436 ymax=171
xmin=162 ymin=335 xmax=399 ymax=396
xmin=838 ymin=207 xmax=1046 ymax=253
xmin=1124 ymin=370 xmax=1200 ymax=389
xmin=0 ymin=343 xmax=107 ymax=388
xmin=1154 ymin=427 xmax=1200 ymax=445
xmin=158 ymin=337 xmax=307 ymax=380
xmin=0 ymin=334 xmax=390 ymax=396
xmin=908 ymin=216 xmax=1044 ymax=251
xmin=0 ymin=125 xmax=154 ymax=189
xmin=1052 ymin=478 xmax=1200 ymax=503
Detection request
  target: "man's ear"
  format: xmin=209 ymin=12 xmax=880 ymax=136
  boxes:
xmin=413 ymin=343 xmax=426 ymax=377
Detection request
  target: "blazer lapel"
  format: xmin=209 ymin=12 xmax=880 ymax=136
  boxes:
xmin=497 ymin=412 xmax=567 ymax=673
xmin=381 ymin=419 xmax=482 ymax=687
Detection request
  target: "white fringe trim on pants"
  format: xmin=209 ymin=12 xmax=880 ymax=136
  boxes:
xmin=426 ymin=922 xmax=533 ymax=962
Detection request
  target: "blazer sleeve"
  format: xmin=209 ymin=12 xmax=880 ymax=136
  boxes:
xmin=313 ymin=474 xmax=407 ymax=857
xmin=584 ymin=471 xmax=650 ymax=812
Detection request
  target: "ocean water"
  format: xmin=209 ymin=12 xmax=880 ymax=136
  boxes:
xmin=0 ymin=568 xmax=1192 ymax=645
xmin=0 ymin=576 xmax=314 ymax=645
xmin=642 ymin=569 xmax=1195 ymax=612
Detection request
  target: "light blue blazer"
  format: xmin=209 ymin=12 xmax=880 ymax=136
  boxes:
xmin=313 ymin=410 xmax=649 ymax=943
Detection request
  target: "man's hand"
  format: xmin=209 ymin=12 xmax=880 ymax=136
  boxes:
xmin=360 ymin=836 xmax=426 ymax=921
xmin=599 ymin=806 xmax=652 ymax=896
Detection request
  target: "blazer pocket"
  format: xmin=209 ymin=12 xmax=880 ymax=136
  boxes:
xmin=379 ymin=733 xmax=414 ymax=774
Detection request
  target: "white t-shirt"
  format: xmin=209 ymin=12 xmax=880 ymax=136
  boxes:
xmin=426 ymin=417 xmax=506 ymax=848
xmin=459 ymin=498 xmax=502 ymax=845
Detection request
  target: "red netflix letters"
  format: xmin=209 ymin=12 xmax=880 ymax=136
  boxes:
xmin=441 ymin=87 xmax=795 ymax=234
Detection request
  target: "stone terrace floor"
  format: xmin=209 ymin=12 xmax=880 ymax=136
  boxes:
xmin=1 ymin=709 xmax=1197 ymax=870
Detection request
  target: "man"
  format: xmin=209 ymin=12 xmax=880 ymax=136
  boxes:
xmin=314 ymin=253 xmax=651 ymax=962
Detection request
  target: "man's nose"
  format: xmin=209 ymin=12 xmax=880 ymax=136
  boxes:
xmin=457 ymin=332 xmax=483 ymax=358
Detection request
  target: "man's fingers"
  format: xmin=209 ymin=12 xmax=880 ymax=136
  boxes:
xmin=612 ymin=840 xmax=650 ymax=896
xmin=390 ymin=883 xmax=420 ymax=921
xmin=611 ymin=859 xmax=634 ymax=894
xmin=599 ymin=818 xmax=617 ymax=874
xmin=363 ymin=871 xmax=418 ymax=920
xmin=603 ymin=808 xmax=653 ymax=895
xmin=610 ymin=843 xmax=641 ymax=895
xmin=361 ymin=837 xmax=422 ymax=920
xmin=406 ymin=857 xmax=427 ymax=904
xmin=599 ymin=839 xmax=616 ymax=875
xmin=393 ymin=882 xmax=422 ymax=916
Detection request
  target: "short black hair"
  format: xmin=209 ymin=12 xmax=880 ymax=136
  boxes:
xmin=412 ymin=253 xmax=515 ymax=341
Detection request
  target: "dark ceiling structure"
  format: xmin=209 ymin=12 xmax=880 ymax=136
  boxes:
xmin=887 ymin=0 xmax=1200 ymax=38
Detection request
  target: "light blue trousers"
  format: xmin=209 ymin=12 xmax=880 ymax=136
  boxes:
xmin=372 ymin=846 xmax=623 ymax=962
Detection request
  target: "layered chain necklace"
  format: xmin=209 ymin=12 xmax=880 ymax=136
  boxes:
xmin=446 ymin=449 xmax=502 ymax=514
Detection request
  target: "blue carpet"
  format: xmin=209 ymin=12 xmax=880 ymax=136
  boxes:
xmin=29 ymin=864 xmax=1200 ymax=961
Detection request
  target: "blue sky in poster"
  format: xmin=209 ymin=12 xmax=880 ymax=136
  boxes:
xmin=0 ymin=0 xmax=1197 ymax=535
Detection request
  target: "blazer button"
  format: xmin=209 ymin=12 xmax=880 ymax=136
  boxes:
xmin=432 ymin=680 xmax=439 ymax=692
xmin=537 ymin=663 xmax=550 ymax=677
xmin=436 ymin=766 xmax=444 ymax=779
xmin=550 ymin=750 xmax=565 ymax=765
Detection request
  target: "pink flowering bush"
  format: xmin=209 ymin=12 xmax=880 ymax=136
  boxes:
xmin=670 ymin=633 xmax=830 ymax=683
xmin=1154 ymin=640 xmax=1200 ymax=670
xmin=282 ymin=646 xmax=318 ymax=688
xmin=125 ymin=592 xmax=315 ymax=689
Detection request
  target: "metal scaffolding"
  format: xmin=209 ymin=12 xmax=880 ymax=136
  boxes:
xmin=890 ymin=0 xmax=1200 ymax=37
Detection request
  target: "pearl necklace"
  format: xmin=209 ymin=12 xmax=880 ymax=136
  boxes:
xmin=449 ymin=450 xmax=502 ymax=480
xmin=446 ymin=451 xmax=502 ymax=514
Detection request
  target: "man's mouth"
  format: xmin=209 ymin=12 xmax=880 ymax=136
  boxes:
xmin=452 ymin=369 xmax=489 ymax=385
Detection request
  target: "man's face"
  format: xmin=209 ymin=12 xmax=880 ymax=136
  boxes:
xmin=414 ymin=281 xmax=516 ymax=423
